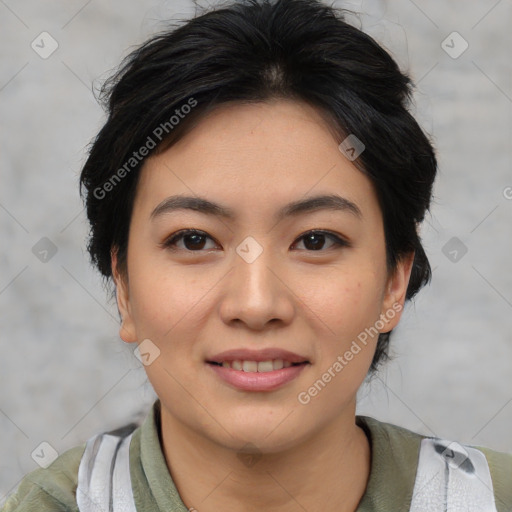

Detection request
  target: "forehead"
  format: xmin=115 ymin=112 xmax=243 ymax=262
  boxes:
xmin=134 ymin=99 xmax=381 ymax=224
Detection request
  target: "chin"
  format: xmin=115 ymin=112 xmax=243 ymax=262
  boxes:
xmin=215 ymin=417 xmax=307 ymax=454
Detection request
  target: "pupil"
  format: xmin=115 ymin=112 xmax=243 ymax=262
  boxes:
xmin=186 ymin=234 xmax=205 ymax=250
xmin=305 ymin=233 xmax=324 ymax=250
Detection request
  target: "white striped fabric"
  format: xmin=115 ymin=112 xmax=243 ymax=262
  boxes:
xmin=77 ymin=431 xmax=137 ymax=512
xmin=409 ymin=437 xmax=498 ymax=512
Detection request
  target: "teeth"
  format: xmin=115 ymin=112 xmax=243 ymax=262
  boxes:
xmin=273 ymin=359 xmax=284 ymax=370
xmin=242 ymin=360 xmax=258 ymax=372
xmin=257 ymin=360 xmax=274 ymax=372
xmin=216 ymin=359 xmax=301 ymax=372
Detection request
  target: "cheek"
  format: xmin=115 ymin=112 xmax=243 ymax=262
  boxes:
xmin=303 ymin=270 xmax=384 ymax=338
xmin=127 ymin=258 xmax=215 ymax=340
xmin=296 ymin=272 xmax=385 ymax=409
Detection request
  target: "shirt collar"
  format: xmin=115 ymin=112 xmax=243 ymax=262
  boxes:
xmin=355 ymin=414 xmax=421 ymax=510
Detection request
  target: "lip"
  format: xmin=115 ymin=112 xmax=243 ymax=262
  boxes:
xmin=206 ymin=361 xmax=309 ymax=391
xmin=206 ymin=348 xmax=310 ymax=364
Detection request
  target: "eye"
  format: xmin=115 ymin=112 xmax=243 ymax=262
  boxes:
xmin=161 ymin=229 xmax=218 ymax=251
xmin=292 ymin=230 xmax=350 ymax=251
xmin=161 ymin=229 xmax=349 ymax=252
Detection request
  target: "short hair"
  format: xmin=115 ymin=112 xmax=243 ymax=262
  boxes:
xmin=79 ymin=0 xmax=437 ymax=375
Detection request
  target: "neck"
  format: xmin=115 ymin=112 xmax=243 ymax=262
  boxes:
xmin=159 ymin=402 xmax=371 ymax=512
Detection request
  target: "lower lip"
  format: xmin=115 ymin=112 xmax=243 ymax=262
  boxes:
xmin=207 ymin=362 xmax=309 ymax=391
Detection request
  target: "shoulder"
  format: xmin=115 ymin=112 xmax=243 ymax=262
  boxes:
xmin=359 ymin=413 xmax=512 ymax=468
xmin=472 ymin=443 xmax=512 ymax=509
xmin=1 ymin=444 xmax=85 ymax=512
xmin=1 ymin=419 xmax=143 ymax=512
xmin=474 ymin=442 xmax=512 ymax=472
xmin=357 ymin=415 xmax=512 ymax=510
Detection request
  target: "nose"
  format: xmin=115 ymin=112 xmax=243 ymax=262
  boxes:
xmin=218 ymin=248 xmax=295 ymax=331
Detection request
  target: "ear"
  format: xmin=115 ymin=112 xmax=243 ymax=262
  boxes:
xmin=379 ymin=251 xmax=415 ymax=333
xmin=111 ymin=247 xmax=137 ymax=344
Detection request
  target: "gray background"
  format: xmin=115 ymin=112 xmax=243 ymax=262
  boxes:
xmin=1 ymin=0 xmax=511 ymax=501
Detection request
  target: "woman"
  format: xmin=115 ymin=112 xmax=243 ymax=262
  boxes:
xmin=3 ymin=0 xmax=510 ymax=510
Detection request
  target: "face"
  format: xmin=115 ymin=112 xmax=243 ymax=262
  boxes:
xmin=113 ymin=99 xmax=413 ymax=453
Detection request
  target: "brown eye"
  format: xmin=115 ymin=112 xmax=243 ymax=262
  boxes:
xmin=293 ymin=230 xmax=350 ymax=251
xmin=162 ymin=230 xmax=217 ymax=251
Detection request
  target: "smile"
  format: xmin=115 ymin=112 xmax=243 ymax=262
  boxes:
xmin=207 ymin=359 xmax=307 ymax=372
xmin=206 ymin=360 xmax=310 ymax=391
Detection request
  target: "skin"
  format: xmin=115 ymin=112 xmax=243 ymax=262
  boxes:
xmin=112 ymin=99 xmax=414 ymax=512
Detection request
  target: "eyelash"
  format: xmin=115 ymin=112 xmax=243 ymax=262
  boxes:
xmin=160 ymin=229 xmax=351 ymax=252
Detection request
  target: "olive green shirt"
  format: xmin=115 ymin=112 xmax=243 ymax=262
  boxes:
xmin=2 ymin=399 xmax=511 ymax=511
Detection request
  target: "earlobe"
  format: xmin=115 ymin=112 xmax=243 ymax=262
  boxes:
xmin=111 ymin=248 xmax=138 ymax=344
xmin=380 ymin=251 xmax=415 ymax=332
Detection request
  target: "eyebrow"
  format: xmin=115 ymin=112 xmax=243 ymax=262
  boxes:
xmin=150 ymin=193 xmax=363 ymax=223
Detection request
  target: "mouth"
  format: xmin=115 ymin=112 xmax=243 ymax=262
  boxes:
xmin=206 ymin=347 xmax=311 ymax=370
xmin=206 ymin=359 xmax=310 ymax=391
xmin=205 ymin=348 xmax=311 ymax=390
xmin=206 ymin=360 xmax=309 ymax=372
xmin=205 ymin=348 xmax=312 ymax=392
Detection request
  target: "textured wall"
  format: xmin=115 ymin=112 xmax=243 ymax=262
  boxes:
xmin=1 ymin=0 xmax=511 ymax=501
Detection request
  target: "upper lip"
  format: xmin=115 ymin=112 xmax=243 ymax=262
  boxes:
xmin=207 ymin=348 xmax=310 ymax=364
